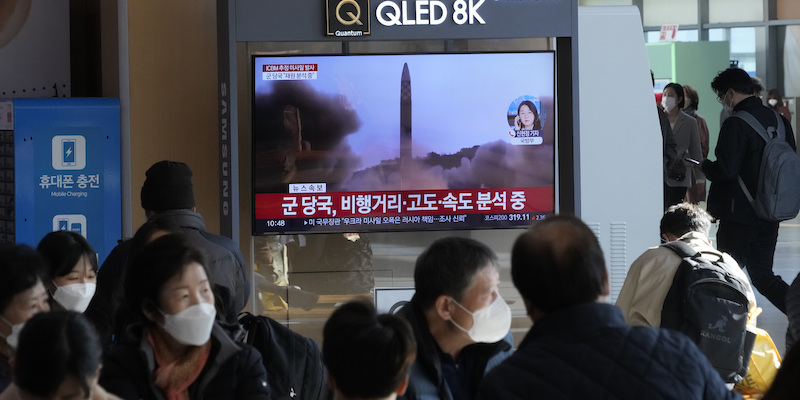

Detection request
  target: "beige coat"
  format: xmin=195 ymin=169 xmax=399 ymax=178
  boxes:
xmin=665 ymin=110 xmax=703 ymax=188
xmin=615 ymin=231 xmax=758 ymax=327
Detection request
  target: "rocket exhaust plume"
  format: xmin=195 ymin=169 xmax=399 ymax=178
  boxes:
xmin=400 ymin=63 xmax=412 ymax=189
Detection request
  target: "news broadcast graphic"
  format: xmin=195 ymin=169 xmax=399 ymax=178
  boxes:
xmin=252 ymin=52 xmax=555 ymax=234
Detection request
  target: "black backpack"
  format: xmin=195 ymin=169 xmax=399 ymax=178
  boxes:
xmin=660 ymin=241 xmax=755 ymax=384
xmin=239 ymin=312 xmax=329 ymax=400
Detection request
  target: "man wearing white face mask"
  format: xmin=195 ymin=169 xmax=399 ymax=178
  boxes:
xmin=478 ymin=215 xmax=740 ymax=400
xmin=704 ymin=68 xmax=797 ymax=314
xmin=0 ymin=244 xmax=50 ymax=392
xmin=37 ymin=231 xmax=98 ymax=313
xmin=396 ymin=237 xmax=513 ymax=400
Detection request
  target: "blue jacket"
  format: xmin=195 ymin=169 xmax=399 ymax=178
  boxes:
xmin=398 ymin=301 xmax=513 ymax=400
xmin=478 ymin=303 xmax=741 ymax=400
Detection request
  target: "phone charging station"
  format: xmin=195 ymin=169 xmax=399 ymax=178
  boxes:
xmin=10 ymin=98 xmax=121 ymax=264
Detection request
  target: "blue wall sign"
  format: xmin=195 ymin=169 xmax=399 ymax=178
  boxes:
xmin=14 ymin=98 xmax=121 ymax=264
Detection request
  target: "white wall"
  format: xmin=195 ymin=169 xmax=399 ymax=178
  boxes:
xmin=578 ymin=6 xmax=664 ymax=300
xmin=0 ymin=0 xmax=70 ymax=98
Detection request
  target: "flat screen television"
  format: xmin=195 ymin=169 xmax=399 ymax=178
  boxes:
xmin=252 ymin=52 xmax=555 ymax=234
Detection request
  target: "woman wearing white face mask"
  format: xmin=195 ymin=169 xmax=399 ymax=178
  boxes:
xmin=766 ymin=88 xmax=792 ymax=123
xmin=0 ymin=244 xmax=50 ymax=392
xmin=662 ymin=82 xmax=703 ymax=208
xmin=37 ymin=231 xmax=98 ymax=313
xmin=99 ymin=234 xmax=268 ymax=400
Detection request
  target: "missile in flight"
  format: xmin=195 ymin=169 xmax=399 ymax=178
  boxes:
xmin=400 ymin=63 xmax=411 ymax=189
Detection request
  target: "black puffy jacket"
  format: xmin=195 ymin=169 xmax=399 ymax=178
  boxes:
xmin=100 ymin=323 xmax=268 ymax=400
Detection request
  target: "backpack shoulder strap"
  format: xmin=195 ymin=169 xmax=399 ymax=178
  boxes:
xmin=732 ymin=110 xmax=770 ymax=142
xmin=775 ymin=110 xmax=787 ymax=141
xmin=661 ymin=240 xmax=700 ymax=260
xmin=738 ymin=176 xmax=756 ymax=205
xmin=660 ymin=241 xmax=697 ymax=329
xmin=732 ymin=109 xmax=787 ymax=141
xmin=731 ymin=109 xmax=789 ymax=206
xmin=732 ymin=111 xmax=765 ymax=204
xmin=238 ymin=312 xmax=255 ymax=343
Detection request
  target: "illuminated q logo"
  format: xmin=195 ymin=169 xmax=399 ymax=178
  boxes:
xmin=336 ymin=0 xmax=363 ymax=26
xmin=326 ymin=0 xmax=370 ymax=36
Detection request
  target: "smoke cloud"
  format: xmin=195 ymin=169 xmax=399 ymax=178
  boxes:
xmin=253 ymin=81 xmax=363 ymax=191
xmin=341 ymin=140 xmax=554 ymax=191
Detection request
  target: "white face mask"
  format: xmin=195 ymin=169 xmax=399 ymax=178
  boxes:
xmin=662 ymin=97 xmax=678 ymax=112
xmin=160 ymin=302 xmax=216 ymax=346
xmin=52 ymin=282 xmax=97 ymax=313
xmin=768 ymin=99 xmax=778 ymax=107
xmin=450 ymin=294 xmax=512 ymax=343
xmin=720 ymin=91 xmax=734 ymax=114
xmin=0 ymin=316 xmax=23 ymax=349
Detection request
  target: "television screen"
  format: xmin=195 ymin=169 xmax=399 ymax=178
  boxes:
xmin=252 ymin=52 xmax=555 ymax=234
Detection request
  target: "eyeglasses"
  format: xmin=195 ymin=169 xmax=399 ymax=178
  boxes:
xmin=717 ymin=90 xmax=731 ymax=104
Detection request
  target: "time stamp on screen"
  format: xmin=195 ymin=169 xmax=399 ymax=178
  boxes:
xmin=261 ymin=213 xmax=546 ymax=229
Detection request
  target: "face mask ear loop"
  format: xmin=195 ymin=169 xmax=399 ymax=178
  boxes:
xmin=450 ymin=297 xmax=474 ymax=316
xmin=448 ymin=297 xmax=474 ymax=333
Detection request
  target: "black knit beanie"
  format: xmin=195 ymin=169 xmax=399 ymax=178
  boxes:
xmin=140 ymin=161 xmax=196 ymax=211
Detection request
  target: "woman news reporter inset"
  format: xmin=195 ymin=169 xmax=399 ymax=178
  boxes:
xmin=514 ymin=100 xmax=542 ymax=132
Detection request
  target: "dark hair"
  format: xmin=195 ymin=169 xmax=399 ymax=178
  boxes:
xmin=767 ymin=88 xmax=785 ymax=106
xmin=124 ymin=233 xmax=210 ymax=324
xmin=109 ymin=216 xmax=183 ymax=336
xmin=413 ymin=237 xmax=498 ymax=311
xmin=140 ymin=160 xmax=196 ymax=212
xmin=129 ymin=215 xmax=182 ymax=262
xmin=0 ymin=244 xmax=46 ymax=314
xmin=683 ymin=84 xmax=700 ymax=110
xmin=516 ymin=100 xmax=542 ymax=130
xmin=15 ymin=311 xmax=101 ymax=399
xmin=660 ymin=202 xmax=712 ymax=238
xmin=323 ymin=301 xmax=416 ymax=398
xmin=711 ymin=68 xmax=755 ymax=98
xmin=36 ymin=231 xmax=98 ymax=281
xmin=511 ymin=215 xmax=606 ymax=313
xmin=663 ymin=83 xmax=685 ymax=109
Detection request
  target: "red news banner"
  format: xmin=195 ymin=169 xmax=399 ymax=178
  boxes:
xmin=255 ymin=187 xmax=553 ymax=220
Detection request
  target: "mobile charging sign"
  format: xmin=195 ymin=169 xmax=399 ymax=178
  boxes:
xmin=13 ymin=98 xmax=121 ymax=264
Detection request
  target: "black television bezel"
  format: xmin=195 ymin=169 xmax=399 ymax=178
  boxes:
xmin=250 ymin=50 xmax=557 ymax=235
